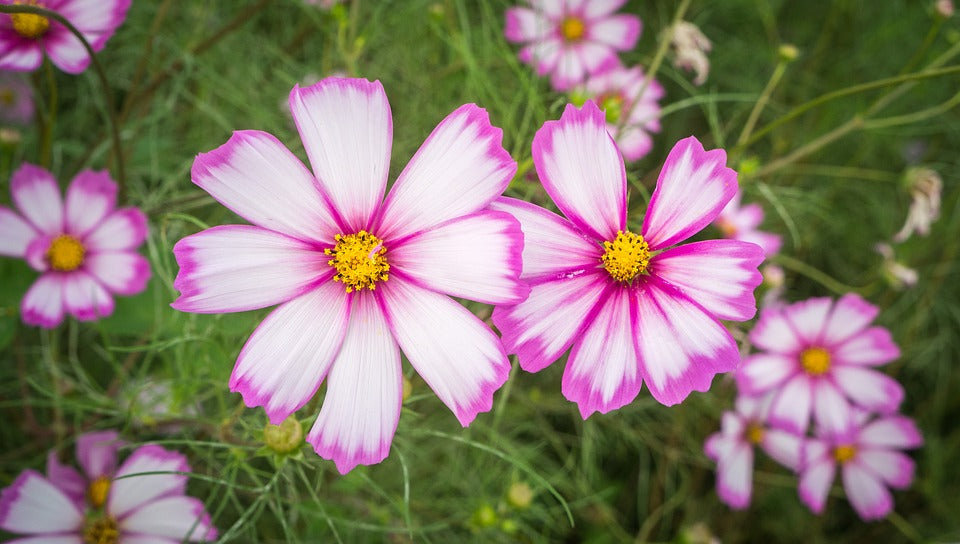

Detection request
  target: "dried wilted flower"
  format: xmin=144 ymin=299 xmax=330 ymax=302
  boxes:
xmin=893 ymin=167 xmax=941 ymax=242
xmin=669 ymin=21 xmax=712 ymax=86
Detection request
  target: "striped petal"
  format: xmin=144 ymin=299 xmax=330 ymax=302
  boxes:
xmin=0 ymin=470 xmax=83 ymax=534
xmin=768 ymin=373 xmax=813 ymax=434
xmin=11 ymin=163 xmax=63 ymax=236
xmin=842 ymin=463 xmax=893 ymax=521
xmin=63 ymin=170 xmax=117 ymax=237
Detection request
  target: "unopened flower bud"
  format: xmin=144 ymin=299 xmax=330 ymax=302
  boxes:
xmin=506 ymin=482 xmax=534 ymax=510
xmin=778 ymin=44 xmax=800 ymax=62
xmin=263 ymin=416 xmax=303 ymax=454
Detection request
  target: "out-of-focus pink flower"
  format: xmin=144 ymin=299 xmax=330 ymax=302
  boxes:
xmin=493 ymin=101 xmax=764 ymax=418
xmin=0 ymin=163 xmax=151 ymax=328
xmin=759 ymin=264 xmax=786 ymax=309
xmin=737 ymin=294 xmax=903 ymax=438
xmin=669 ymin=21 xmax=711 ymax=86
xmin=799 ymin=412 xmax=922 ymax=521
xmin=505 ymin=0 xmax=641 ymax=91
xmin=0 ymin=72 xmax=33 ymax=125
xmin=714 ymin=190 xmax=782 ymax=257
xmin=893 ymin=167 xmax=941 ymax=242
xmin=936 ymin=0 xmax=954 ymax=17
xmin=575 ymin=65 xmax=663 ymax=161
xmin=0 ymin=0 xmax=131 ymax=74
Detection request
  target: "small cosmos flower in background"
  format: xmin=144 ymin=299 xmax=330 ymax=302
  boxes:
xmin=713 ymin=190 xmax=783 ymax=257
xmin=504 ymin=0 xmax=641 ymax=91
xmin=572 ymin=65 xmax=663 ymax=161
xmin=0 ymin=0 xmax=132 ymax=74
xmin=172 ymin=77 xmax=524 ymax=474
xmin=493 ymin=101 xmax=764 ymax=418
xmin=0 ymin=71 xmax=33 ymax=125
xmin=893 ymin=167 xmax=942 ymax=242
xmin=0 ymin=163 xmax=151 ymax=328
xmin=0 ymin=430 xmax=218 ymax=542
xmin=669 ymin=21 xmax=712 ymax=86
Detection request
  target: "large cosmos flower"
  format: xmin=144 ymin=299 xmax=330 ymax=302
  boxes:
xmin=0 ymin=0 xmax=131 ymax=74
xmin=0 ymin=164 xmax=151 ymax=328
xmin=492 ymin=101 xmax=764 ymax=418
xmin=172 ymin=77 xmax=524 ymax=474
xmin=0 ymin=431 xmax=218 ymax=542
xmin=505 ymin=0 xmax=641 ymax=91
xmin=737 ymin=294 xmax=903 ymax=438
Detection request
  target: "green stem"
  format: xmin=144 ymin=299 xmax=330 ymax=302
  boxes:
xmin=40 ymin=59 xmax=57 ymax=168
xmin=773 ymin=254 xmax=864 ymax=295
xmin=861 ymin=90 xmax=960 ymax=130
xmin=736 ymin=60 xmax=788 ymax=147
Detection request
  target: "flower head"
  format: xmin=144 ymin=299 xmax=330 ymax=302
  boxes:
xmin=893 ymin=167 xmax=941 ymax=242
xmin=737 ymin=294 xmax=903 ymax=438
xmin=0 ymin=72 xmax=33 ymax=125
xmin=493 ymin=101 xmax=763 ymax=418
xmin=713 ymin=190 xmax=782 ymax=257
xmin=0 ymin=164 xmax=151 ymax=328
xmin=0 ymin=0 xmax=131 ymax=74
xmin=0 ymin=431 xmax=218 ymax=542
xmin=505 ymin=0 xmax=641 ymax=91
xmin=172 ymin=77 xmax=524 ymax=473
xmin=669 ymin=21 xmax=712 ymax=86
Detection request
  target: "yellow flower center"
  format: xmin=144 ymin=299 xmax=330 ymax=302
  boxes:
xmin=833 ymin=444 xmax=857 ymax=464
xmin=47 ymin=234 xmax=85 ymax=272
xmin=715 ymin=217 xmax=738 ymax=237
xmin=83 ymin=515 xmax=119 ymax=544
xmin=87 ymin=476 xmax=110 ymax=509
xmin=10 ymin=1 xmax=50 ymax=40
xmin=800 ymin=347 xmax=831 ymax=376
xmin=601 ymin=230 xmax=650 ymax=283
xmin=745 ymin=423 xmax=765 ymax=445
xmin=324 ymin=230 xmax=389 ymax=293
xmin=560 ymin=17 xmax=585 ymax=41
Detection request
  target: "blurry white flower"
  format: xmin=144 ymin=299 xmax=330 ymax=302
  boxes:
xmin=936 ymin=0 xmax=954 ymax=17
xmin=875 ymin=243 xmax=918 ymax=289
xmin=669 ymin=21 xmax=712 ymax=86
xmin=893 ymin=167 xmax=941 ymax=242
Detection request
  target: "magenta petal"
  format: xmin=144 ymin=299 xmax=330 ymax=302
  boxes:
xmin=587 ymin=15 xmax=641 ymax=50
xmin=832 ymin=327 xmax=900 ymax=367
xmin=0 ymin=32 xmax=44 ymax=72
xmin=61 ymin=271 xmax=114 ymax=322
xmin=82 ymin=208 xmax=147 ymax=253
xmin=76 ymin=430 xmax=122 ymax=480
xmin=84 ymin=252 xmax=150 ymax=296
xmin=782 ymin=297 xmax=833 ymax=345
xmin=45 ymin=451 xmax=85 ymax=506
xmin=504 ymin=7 xmax=550 ymax=42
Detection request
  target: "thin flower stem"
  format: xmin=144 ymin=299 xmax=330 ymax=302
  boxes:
xmin=751 ymin=116 xmax=863 ymax=179
xmin=40 ymin=59 xmax=57 ymax=168
xmin=772 ymin=254 xmax=865 ymax=295
xmin=861 ymin=90 xmax=960 ymax=130
xmin=736 ymin=60 xmax=788 ymax=147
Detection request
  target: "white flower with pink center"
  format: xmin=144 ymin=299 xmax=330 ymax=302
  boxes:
xmin=576 ymin=65 xmax=663 ymax=161
xmin=172 ymin=77 xmax=525 ymax=474
xmin=505 ymin=0 xmax=641 ymax=91
xmin=799 ymin=412 xmax=922 ymax=521
xmin=0 ymin=0 xmax=131 ymax=74
xmin=492 ymin=101 xmax=764 ymax=417
xmin=0 ymin=164 xmax=151 ymax=328
xmin=0 ymin=431 xmax=218 ymax=542
xmin=713 ymin=190 xmax=782 ymax=257
xmin=737 ymin=294 xmax=904 ymax=438
xmin=704 ymin=393 xmax=803 ymax=509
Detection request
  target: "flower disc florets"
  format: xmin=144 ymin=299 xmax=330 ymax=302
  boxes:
xmin=324 ymin=230 xmax=389 ymax=293
xmin=11 ymin=1 xmax=50 ymax=40
xmin=601 ymin=230 xmax=650 ymax=283
xmin=47 ymin=234 xmax=85 ymax=271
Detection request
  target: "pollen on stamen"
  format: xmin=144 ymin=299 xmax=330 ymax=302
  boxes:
xmin=601 ymin=230 xmax=650 ymax=283
xmin=560 ymin=16 xmax=586 ymax=41
xmin=325 ymin=230 xmax=390 ymax=293
xmin=10 ymin=1 xmax=51 ymax=40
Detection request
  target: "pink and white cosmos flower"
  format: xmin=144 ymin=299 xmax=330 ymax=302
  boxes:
xmin=713 ymin=190 xmax=782 ymax=257
xmin=172 ymin=77 xmax=525 ymax=474
xmin=704 ymin=393 xmax=803 ymax=509
xmin=0 ymin=164 xmax=151 ymax=328
xmin=576 ymin=65 xmax=663 ymax=161
xmin=0 ymin=431 xmax=218 ymax=542
xmin=505 ymin=0 xmax=641 ymax=91
xmin=737 ymin=294 xmax=904 ymax=438
xmin=492 ymin=101 xmax=764 ymax=418
xmin=799 ymin=412 xmax=922 ymax=521
xmin=0 ymin=0 xmax=131 ymax=74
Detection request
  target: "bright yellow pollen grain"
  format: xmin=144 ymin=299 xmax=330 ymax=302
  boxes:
xmin=746 ymin=423 xmax=765 ymax=445
xmin=324 ymin=230 xmax=389 ymax=293
xmin=601 ymin=230 xmax=650 ymax=283
xmin=800 ymin=347 xmax=831 ymax=376
xmin=87 ymin=476 xmax=110 ymax=509
xmin=47 ymin=234 xmax=85 ymax=272
xmin=83 ymin=515 xmax=119 ymax=544
xmin=833 ymin=444 xmax=857 ymax=464
xmin=560 ymin=17 xmax=585 ymax=41
xmin=10 ymin=1 xmax=50 ymax=40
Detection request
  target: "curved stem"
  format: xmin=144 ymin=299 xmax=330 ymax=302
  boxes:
xmin=40 ymin=59 xmax=57 ymax=167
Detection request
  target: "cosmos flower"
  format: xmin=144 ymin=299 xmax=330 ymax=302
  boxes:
xmin=799 ymin=412 xmax=922 ymax=521
xmin=0 ymin=163 xmax=151 ymax=328
xmin=574 ymin=65 xmax=663 ymax=162
xmin=669 ymin=21 xmax=712 ymax=86
xmin=492 ymin=101 xmax=763 ymax=418
xmin=713 ymin=190 xmax=782 ymax=257
xmin=737 ymin=294 xmax=904 ymax=438
xmin=172 ymin=77 xmax=524 ymax=474
xmin=0 ymin=0 xmax=131 ymax=74
xmin=893 ymin=167 xmax=941 ymax=242
xmin=0 ymin=72 xmax=33 ymax=125
xmin=704 ymin=393 xmax=803 ymax=509
xmin=0 ymin=431 xmax=218 ymax=542
xmin=504 ymin=0 xmax=641 ymax=91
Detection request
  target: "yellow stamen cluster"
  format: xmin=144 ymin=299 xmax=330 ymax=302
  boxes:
xmin=87 ymin=476 xmax=110 ymax=509
xmin=745 ymin=423 xmax=765 ymax=445
xmin=800 ymin=347 xmax=831 ymax=376
xmin=601 ymin=230 xmax=650 ymax=283
xmin=325 ymin=230 xmax=389 ymax=293
xmin=83 ymin=515 xmax=119 ymax=544
xmin=833 ymin=444 xmax=857 ymax=464
xmin=560 ymin=17 xmax=585 ymax=41
xmin=10 ymin=1 xmax=50 ymax=40
xmin=47 ymin=234 xmax=85 ymax=272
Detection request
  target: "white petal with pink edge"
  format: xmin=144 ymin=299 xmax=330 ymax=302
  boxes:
xmin=64 ymin=170 xmax=116 ymax=237
xmin=54 ymin=0 xmax=131 ymax=50
xmin=716 ymin=442 xmax=753 ymax=509
xmin=46 ymin=451 xmax=85 ymax=505
xmin=762 ymin=428 xmax=803 ymax=470
xmin=650 ymin=239 xmax=763 ymax=322
xmin=768 ymin=373 xmax=812 ymax=434
xmin=489 ymin=197 xmax=600 ymax=281
xmin=0 ymin=206 xmax=37 ymax=258
xmin=562 ymin=288 xmax=641 ymax=418
xmin=799 ymin=457 xmax=836 ymax=514
xmin=83 ymin=208 xmax=147 ymax=252
xmin=120 ymin=496 xmax=217 ymax=542
xmin=634 ymin=279 xmax=739 ymax=406
xmin=492 ymin=272 xmax=609 ymax=373
xmin=531 ymin=101 xmax=625 ymax=241
xmin=812 ymin=379 xmax=853 ymax=438
xmin=748 ymin=306 xmax=803 ymax=354
xmin=62 ymin=271 xmax=114 ymax=322
xmin=720 ymin=410 xmax=745 ymax=436
xmin=529 ymin=0 xmax=564 ymax=18
xmin=842 ymin=463 xmax=893 ymax=520
xmin=307 ymin=294 xmax=401 ymax=474
xmin=376 ymin=104 xmax=515 ymax=241
xmin=859 ymin=416 xmax=923 ymax=449
xmin=641 ymin=137 xmax=737 ymax=250
xmin=76 ymin=430 xmax=122 ymax=480
xmin=586 ymin=15 xmax=641 ymax=50
xmin=107 ymin=445 xmax=189 ymax=520
xmin=504 ymin=7 xmax=551 ymax=42
xmin=388 ymin=210 xmax=527 ymax=305
xmin=0 ymin=36 xmax=43 ymax=72
xmin=820 ymin=293 xmax=880 ymax=345
xmin=704 ymin=432 xmax=735 ymax=461
xmin=521 ymin=39 xmax=562 ymax=75
xmin=832 ymin=366 xmax=903 ymax=414
xmin=735 ymin=353 xmax=796 ymax=395
xmin=832 ymin=327 xmax=900 ymax=366
xmin=11 ymin=163 xmax=62 ymax=236
xmin=289 ymin=78 xmax=391 ymax=232
xmin=43 ymin=31 xmax=92 ymax=74
xmin=230 ymin=282 xmax=350 ymax=425
xmin=856 ymin=449 xmax=915 ymax=489
xmin=0 ymin=470 xmax=83 ymax=534
xmin=582 ymin=0 xmax=629 ymax=19
xmin=551 ymin=50 xmax=588 ymax=91
xmin=782 ymin=297 xmax=832 ymax=345
xmin=21 ymin=274 xmax=65 ymax=328
xmin=172 ymin=225 xmax=329 ymax=314
xmin=190 ymin=130 xmax=338 ymax=243
xmin=85 ymin=252 xmax=151 ymax=296
xmin=379 ymin=278 xmax=509 ymax=426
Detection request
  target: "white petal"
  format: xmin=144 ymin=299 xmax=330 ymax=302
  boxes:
xmin=748 ymin=306 xmax=803 ymax=354
xmin=64 ymin=170 xmax=117 ymax=237
xmin=62 ymin=271 xmax=114 ymax=322
xmin=859 ymin=416 xmax=923 ymax=450
xmin=715 ymin=443 xmax=753 ymax=509
xmin=11 ymin=163 xmax=63 ymax=235
xmin=504 ymin=7 xmax=552 ymax=42
xmin=82 ymin=208 xmax=147 ymax=252
xmin=768 ymin=374 xmax=813 ymax=434
xmin=842 ymin=463 xmax=893 ymax=521
xmin=735 ymin=353 xmax=796 ymax=395
xmin=107 ymin=445 xmax=189 ymax=520
xmin=832 ymin=327 xmax=900 ymax=366
xmin=120 ymin=496 xmax=217 ymax=542
xmin=812 ymin=379 xmax=853 ymax=438
xmin=0 ymin=206 xmax=39 ymax=257
xmin=821 ymin=293 xmax=879 ymax=345
xmin=782 ymin=297 xmax=833 ymax=345
xmin=856 ymin=448 xmax=915 ymax=489
xmin=761 ymin=428 xmax=803 ymax=470
xmin=0 ymin=471 xmax=82 ymax=534
xmin=832 ymin=366 xmax=904 ymax=414
xmin=84 ymin=251 xmax=151 ymax=296
xmin=799 ymin=458 xmax=836 ymax=514
xmin=586 ymin=14 xmax=641 ymax=50
xmin=20 ymin=274 xmax=65 ymax=329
